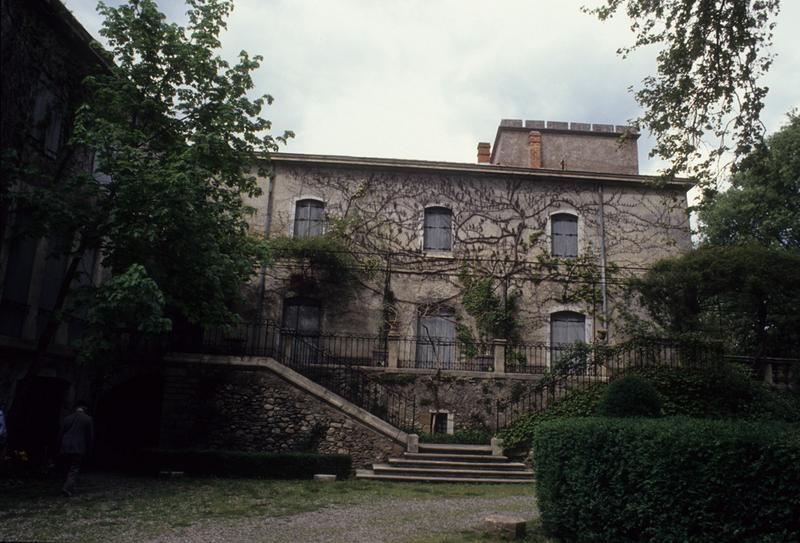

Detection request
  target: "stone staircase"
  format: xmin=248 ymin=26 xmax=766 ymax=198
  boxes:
xmin=356 ymin=443 xmax=534 ymax=484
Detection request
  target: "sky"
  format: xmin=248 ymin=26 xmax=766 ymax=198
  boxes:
xmin=63 ymin=0 xmax=800 ymax=176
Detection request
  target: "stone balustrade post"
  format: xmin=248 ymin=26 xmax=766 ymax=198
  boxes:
xmin=280 ymin=331 xmax=293 ymax=362
xmin=763 ymin=362 xmax=773 ymax=385
xmin=493 ymin=339 xmax=507 ymax=374
xmin=387 ymin=331 xmax=399 ymax=369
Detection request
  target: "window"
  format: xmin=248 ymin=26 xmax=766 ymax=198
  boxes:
xmin=282 ymin=297 xmax=321 ymax=363
xmin=281 ymin=297 xmax=321 ymax=335
xmin=0 ymin=211 xmax=38 ymax=337
xmin=423 ymin=207 xmax=452 ymax=251
xmin=293 ymin=199 xmax=324 ymax=238
xmin=551 ymin=213 xmax=578 ymax=257
xmin=31 ymin=87 xmax=64 ymax=158
xmin=550 ymin=311 xmax=586 ymax=367
xmin=416 ymin=306 xmax=455 ymax=368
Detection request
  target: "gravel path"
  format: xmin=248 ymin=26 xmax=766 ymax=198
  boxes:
xmin=147 ymin=494 xmax=537 ymax=543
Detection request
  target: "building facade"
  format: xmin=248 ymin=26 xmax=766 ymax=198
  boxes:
xmin=248 ymin=120 xmax=693 ymax=364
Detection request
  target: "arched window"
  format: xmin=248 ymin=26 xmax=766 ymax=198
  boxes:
xmin=551 ymin=213 xmax=578 ymax=257
xmin=423 ymin=207 xmax=452 ymax=251
xmin=550 ymin=311 xmax=585 ymax=345
xmin=293 ymin=199 xmax=324 ymax=238
xmin=281 ymin=297 xmax=321 ymax=335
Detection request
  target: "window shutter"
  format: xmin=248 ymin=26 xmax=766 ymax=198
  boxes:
xmin=424 ymin=207 xmax=452 ymax=250
xmin=552 ymin=214 xmax=578 ymax=257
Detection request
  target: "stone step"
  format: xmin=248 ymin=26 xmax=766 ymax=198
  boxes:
xmin=418 ymin=443 xmax=493 ymax=455
xmin=388 ymin=458 xmax=528 ymax=470
xmin=371 ymin=464 xmax=535 ymax=480
xmin=403 ymin=452 xmax=510 ymax=463
xmin=355 ymin=469 xmax=533 ymax=484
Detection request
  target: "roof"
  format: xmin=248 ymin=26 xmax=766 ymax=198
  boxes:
xmin=267 ymin=152 xmax=695 ymax=190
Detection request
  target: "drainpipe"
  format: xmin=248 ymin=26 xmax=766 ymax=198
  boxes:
xmin=256 ymin=168 xmax=275 ymax=320
xmin=597 ymin=184 xmax=609 ymax=339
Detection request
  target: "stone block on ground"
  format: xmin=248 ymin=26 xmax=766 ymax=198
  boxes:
xmin=313 ymin=474 xmax=337 ymax=482
xmin=482 ymin=514 xmax=527 ymax=540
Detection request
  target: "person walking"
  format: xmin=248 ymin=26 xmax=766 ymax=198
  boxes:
xmin=59 ymin=403 xmax=93 ymax=497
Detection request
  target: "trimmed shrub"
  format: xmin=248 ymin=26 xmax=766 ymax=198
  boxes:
xmin=533 ymin=417 xmax=800 ymax=542
xmin=629 ymin=364 xmax=800 ymax=421
xmin=137 ymin=449 xmax=352 ymax=480
xmin=418 ymin=429 xmax=491 ymax=444
xmin=596 ymin=375 xmax=662 ymax=417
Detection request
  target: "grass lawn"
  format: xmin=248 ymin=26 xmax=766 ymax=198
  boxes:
xmin=0 ymin=471 xmax=538 ymax=542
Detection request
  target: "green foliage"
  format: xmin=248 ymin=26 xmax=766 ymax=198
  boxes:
xmin=137 ymin=449 xmax=351 ymax=480
xmin=6 ymin=0 xmax=290 ymax=345
xmin=630 ymin=364 xmax=800 ymax=422
xmin=457 ymin=269 xmax=520 ymax=341
xmin=418 ymin=429 xmax=491 ymax=445
xmin=499 ymin=383 xmax=608 ymax=450
xmin=596 ymin=375 xmax=662 ymax=418
xmin=586 ymin=0 xmax=780 ymax=183
xmin=532 ymin=417 xmax=800 ymax=542
xmin=630 ymin=244 xmax=800 ymax=356
xmin=269 ymin=232 xmax=363 ymax=293
xmin=699 ymin=112 xmax=800 ymax=249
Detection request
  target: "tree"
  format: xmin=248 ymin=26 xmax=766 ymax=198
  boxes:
xmin=630 ymin=244 xmax=800 ymax=357
xmin=698 ymin=111 xmax=799 ymax=248
xmin=586 ymin=0 xmax=781 ymax=184
xmin=6 ymin=0 xmax=290 ymax=409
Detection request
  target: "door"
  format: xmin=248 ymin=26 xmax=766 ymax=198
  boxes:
xmin=416 ymin=307 xmax=455 ymax=368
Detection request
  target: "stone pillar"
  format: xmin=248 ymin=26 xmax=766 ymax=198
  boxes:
xmin=490 ymin=437 xmax=504 ymax=456
xmin=477 ymin=142 xmax=491 ymax=163
xmin=406 ymin=433 xmax=419 ymax=453
xmin=528 ymin=131 xmax=542 ymax=168
xmin=387 ymin=331 xmax=399 ymax=369
xmin=763 ymin=362 xmax=773 ymax=385
xmin=493 ymin=339 xmax=507 ymax=374
xmin=280 ymin=331 xmax=293 ymax=362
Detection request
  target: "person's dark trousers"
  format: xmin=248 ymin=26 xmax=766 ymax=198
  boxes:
xmin=61 ymin=453 xmax=84 ymax=496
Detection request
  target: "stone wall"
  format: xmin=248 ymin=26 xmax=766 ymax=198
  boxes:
xmin=160 ymin=362 xmax=404 ymax=469
xmin=364 ymin=369 xmax=542 ymax=433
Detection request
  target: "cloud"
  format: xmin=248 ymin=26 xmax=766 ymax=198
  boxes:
xmin=64 ymin=0 xmax=800 ymax=175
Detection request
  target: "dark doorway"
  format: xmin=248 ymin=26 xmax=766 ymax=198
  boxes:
xmin=94 ymin=374 xmax=163 ymax=468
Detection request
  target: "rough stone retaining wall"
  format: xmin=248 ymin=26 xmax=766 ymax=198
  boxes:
xmin=160 ymin=362 xmax=404 ymax=468
xmin=364 ymin=370 xmax=543 ymax=433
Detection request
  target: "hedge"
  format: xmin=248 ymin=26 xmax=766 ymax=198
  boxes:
xmin=596 ymin=375 xmax=662 ymax=418
xmin=138 ymin=449 xmax=352 ymax=480
xmin=533 ymin=417 xmax=800 ymax=542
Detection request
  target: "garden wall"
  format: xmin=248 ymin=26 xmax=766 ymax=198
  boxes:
xmin=159 ymin=361 xmax=404 ymax=469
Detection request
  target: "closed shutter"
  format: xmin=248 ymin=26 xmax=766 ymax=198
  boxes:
xmin=552 ymin=214 xmax=578 ymax=257
xmin=416 ymin=308 xmax=455 ymax=367
xmin=424 ymin=207 xmax=452 ymax=251
xmin=550 ymin=312 xmax=585 ymax=345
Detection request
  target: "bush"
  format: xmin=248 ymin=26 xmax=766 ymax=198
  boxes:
xmin=498 ymin=383 xmax=607 ymax=450
xmin=533 ymin=417 xmax=800 ymax=542
xmin=418 ymin=429 xmax=491 ymax=444
xmin=629 ymin=364 xmax=800 ymax=422
xmin=596 ymin=375 xmax=662 ymax=417
xmin=137 ymin=449 xmax=352 ymax=480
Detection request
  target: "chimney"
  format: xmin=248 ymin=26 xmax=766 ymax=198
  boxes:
xmin=528 ymin=131 xmax=542 ymax=168
xmin=477 ymin=142 xmax=491 ymax=163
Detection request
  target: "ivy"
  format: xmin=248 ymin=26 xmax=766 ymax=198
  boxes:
xmin=457 ymin=267 xmax=520 ymax=341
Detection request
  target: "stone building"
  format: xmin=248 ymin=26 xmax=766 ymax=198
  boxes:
xmin=0 ymin=0 xmax=113 ymax=460
xmin=248 ymin=120 xmax=692 ymax=352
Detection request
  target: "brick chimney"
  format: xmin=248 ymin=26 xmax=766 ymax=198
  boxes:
xmin=528 ymin=131 xmax=542 ymax=168
xmin=477 ymin=142 xmax=491 ymax=163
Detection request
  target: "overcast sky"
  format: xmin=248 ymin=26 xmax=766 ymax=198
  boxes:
xmin=64 ymin=0 xmax=799 ymax=175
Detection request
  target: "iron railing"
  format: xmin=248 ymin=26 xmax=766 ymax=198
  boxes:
xmin=396 ymin=336 xmax=494 ymax=371
xmin=495 ymin=339 xmax=725 ymax=431
xmin=173 ymin=321 xmax=416 ymax=432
